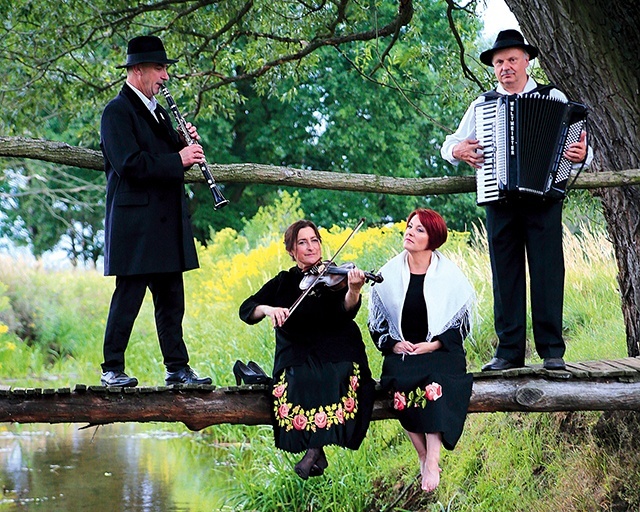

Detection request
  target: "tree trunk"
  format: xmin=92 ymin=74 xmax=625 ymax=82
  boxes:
xmin=506 ymin=0 xmax=640 ymax=356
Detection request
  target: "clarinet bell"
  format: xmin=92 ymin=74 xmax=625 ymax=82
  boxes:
xmin=211 ymin=186 xmax=229 ymax=209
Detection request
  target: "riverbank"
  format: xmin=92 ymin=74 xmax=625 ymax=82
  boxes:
xmin=1 ymin=214 xmax=636 ymax=510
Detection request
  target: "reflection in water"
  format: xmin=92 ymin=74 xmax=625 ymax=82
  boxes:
xmin=0 ymin=423 xmax=231 ymax=511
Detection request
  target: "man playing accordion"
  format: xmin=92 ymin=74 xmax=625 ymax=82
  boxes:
xmin=440 ymin=29 xmax=593 ymax=372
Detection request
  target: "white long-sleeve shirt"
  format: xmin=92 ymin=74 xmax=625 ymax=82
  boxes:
xmin=440 ymin=76 xmax=593 ymax=167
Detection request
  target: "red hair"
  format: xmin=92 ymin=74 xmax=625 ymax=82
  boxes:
xmin=406 ymin=209 xmax=448 ymax=250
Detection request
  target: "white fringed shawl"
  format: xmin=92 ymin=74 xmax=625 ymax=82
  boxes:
xmin=368 ymin=250 xmax=475 ymax=345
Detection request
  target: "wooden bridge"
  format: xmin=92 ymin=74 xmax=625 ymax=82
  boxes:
xmin=1 ymin=357 xmax=640 ymax=431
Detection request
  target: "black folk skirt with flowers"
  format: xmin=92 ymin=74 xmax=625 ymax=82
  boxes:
xmin=271 ymin=355 xmax=375 ymax=454
xmin=380 ymin=350 xmax=472 ymax=451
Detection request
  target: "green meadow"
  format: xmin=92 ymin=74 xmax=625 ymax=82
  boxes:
xmin=1 ymin=193 xmax=637 ymax=511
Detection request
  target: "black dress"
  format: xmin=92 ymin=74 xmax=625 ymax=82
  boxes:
xmin=372 ymin=273 xmax=472 ymax=450
xmin=239 ymin=267 xmax=375 ymax=454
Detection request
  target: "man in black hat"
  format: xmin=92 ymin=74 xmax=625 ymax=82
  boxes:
xmin=441 ymin=29 xmax=592 ymax=372
xmin=99 ymin=35 xmax=212 ymax=387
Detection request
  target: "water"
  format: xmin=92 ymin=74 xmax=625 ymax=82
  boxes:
xmin=0 ymin=423 xmax=232 ymax=511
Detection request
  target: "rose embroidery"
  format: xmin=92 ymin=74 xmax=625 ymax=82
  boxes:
xmin=343 ymin=397 xmax=356 ymax=413
xmin=393 ymin=391 xmax=407 ymax=411
xmin=292 ymin=414 xmax=308 ymax=431
xmin=425 ymin=382 xmax=442 ymax=401
xmin=393 ymin=381 xmax=444 ymax=410
xmin=278 ymin=403 xmax=290 ymax=419
xmin=314 ymin=411 xmax=328 ymax=429
xmin=272 ymin=363 xmax=361 ymax=432
xmin=273 ymin=384 xmax=286 ymax=398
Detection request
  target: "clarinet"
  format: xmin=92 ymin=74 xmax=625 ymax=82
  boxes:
xmin=160 ymin=85 xmax=229 ymax=209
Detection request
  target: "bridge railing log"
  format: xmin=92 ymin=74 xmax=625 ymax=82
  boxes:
xmin=2 ymin=358 xmax=640 ymax=431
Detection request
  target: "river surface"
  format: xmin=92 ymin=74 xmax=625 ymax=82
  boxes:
xmin=0 ymin=423 xmax=232 ymax=511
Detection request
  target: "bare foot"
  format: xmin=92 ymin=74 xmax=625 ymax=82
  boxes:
xmin=421 ymin=461 xmax=441 ymax=492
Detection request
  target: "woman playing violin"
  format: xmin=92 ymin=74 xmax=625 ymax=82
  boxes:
xmin=239 ymin=219 xmax=375 ymax=480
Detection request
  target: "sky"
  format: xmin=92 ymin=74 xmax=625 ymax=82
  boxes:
xmin=479 ymin=0 xmax=519 ymax=39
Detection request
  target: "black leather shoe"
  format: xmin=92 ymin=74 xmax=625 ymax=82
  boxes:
xmin=233 ymin=360 xmax=271 ymax=385
xmin=165 ymin=366 xmax=212 ymax=386
xmin=101 ymin=370 xmax=138 ymax=388
xmin=543 ymin=357 xmax=566 ymax=370
xmin=481 ymin=357 xmax=519 ymax=372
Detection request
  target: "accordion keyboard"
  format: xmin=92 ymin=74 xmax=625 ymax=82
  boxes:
xmin=474 ymin=100 xmax=501 ymax=205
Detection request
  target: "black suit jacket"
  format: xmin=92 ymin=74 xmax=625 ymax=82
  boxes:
xmin=100 ymin=84 xmax=199 ymax=276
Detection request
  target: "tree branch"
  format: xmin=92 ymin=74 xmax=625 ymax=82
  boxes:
xmin=1 ymin=136 xmax=639 ymax=197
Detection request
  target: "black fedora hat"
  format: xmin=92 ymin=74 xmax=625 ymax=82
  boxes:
xmin=116 ymin=35 xmax=178 ymax=68
xmin=479 ymin=29 xmax=539 ymax=66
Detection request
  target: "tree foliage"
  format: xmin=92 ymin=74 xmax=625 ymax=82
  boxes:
xmin=0 ymin=0 xmax=486 ymax=258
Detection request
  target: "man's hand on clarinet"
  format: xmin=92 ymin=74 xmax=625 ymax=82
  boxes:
xmin=564 ymin=130 xmax=587 ymax=163
xmin=452 ymin=139 xmax=484 ymax=169
xmin=179 ymin=144 xmax=205 ymax=167
xmin=183 ymin=122 xmax=201 ymax=143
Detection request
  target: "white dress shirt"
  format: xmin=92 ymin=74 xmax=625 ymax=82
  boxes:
xmin=126 ymin=81 xmax=159 ymax=121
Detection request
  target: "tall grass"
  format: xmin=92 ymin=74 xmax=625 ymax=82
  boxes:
xmin=0 ymin=196 xmax=632 ymax=511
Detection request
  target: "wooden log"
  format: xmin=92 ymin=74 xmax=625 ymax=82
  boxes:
xmin=1 ymin=136 xmax=639 ymax=196
xmin=2 ymin=377 xmax=640 ymax=431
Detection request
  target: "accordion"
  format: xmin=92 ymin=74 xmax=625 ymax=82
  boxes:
xmin=474 ymin=94 xmax=587 ymax=205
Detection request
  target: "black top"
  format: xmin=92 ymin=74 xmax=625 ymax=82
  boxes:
xmin=239 ymin=266 xmax=370 ymax=375
xmin=401 ymin=273 xmax=429 ymax=342
xmin=370 ymin=272 xmax=468 ymax=356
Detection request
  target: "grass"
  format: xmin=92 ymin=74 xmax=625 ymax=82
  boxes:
xmin=0 ymin=205 xmax=635 ymax=511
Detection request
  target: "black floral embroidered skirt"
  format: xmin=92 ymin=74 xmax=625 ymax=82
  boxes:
xmin=271 ymin=355 xmax=375 ymax=454
xmin=380 ymin=351 xmax=473 ymax=450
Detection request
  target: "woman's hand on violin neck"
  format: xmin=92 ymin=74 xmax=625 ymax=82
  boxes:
xmin=343 ymin=268 xmax=365 ymax=311
xmin=347 ymin=268 xmax=366 ymax=293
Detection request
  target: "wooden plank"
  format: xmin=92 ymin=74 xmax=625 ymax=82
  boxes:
xmin=565 ymin=361 xmax=606 ymax=377
xmin=582 ymin=360 xmax=627 ymax=377
xmin=562 ymin=363 xmax=590 ymax=379
xmin=598 ymin=360 xmax=638 ymax=377
xmin=613 ymin=357 xmax=640 ymax=372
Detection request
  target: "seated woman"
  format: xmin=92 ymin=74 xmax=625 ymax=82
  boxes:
xmin=368 ymin=208 xmax=475 ymax=492
xmin=239 ymin=220 xmax=375 ymax=480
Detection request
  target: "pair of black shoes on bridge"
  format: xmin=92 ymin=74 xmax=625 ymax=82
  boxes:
xmin=233 ymin=360 xmax=271 ymax=386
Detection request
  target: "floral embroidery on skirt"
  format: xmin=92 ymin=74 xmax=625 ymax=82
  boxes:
xmin=393 ymin=382 xmax=442 ymax=410
xmin=273 ymin=363 xmax=361 ymax=432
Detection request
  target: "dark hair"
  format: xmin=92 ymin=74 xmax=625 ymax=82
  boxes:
xmin=406 ymin=208 xmax=448 ymax=250
xmin=284 ymin=220 xmax=322 ymax=257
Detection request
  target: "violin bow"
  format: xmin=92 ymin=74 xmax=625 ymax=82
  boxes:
xmin=282 ymin=217 xmax=366 ymax=324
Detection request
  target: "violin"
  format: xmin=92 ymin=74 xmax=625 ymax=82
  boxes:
xmin=299 ymin=260 xmax=383 ymax=291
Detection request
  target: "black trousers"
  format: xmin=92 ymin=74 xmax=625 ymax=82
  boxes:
xmin=102 ymin=272 xmax=190 ymax=373
xmin=486 ymin=198 xmax=565 ymax=364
